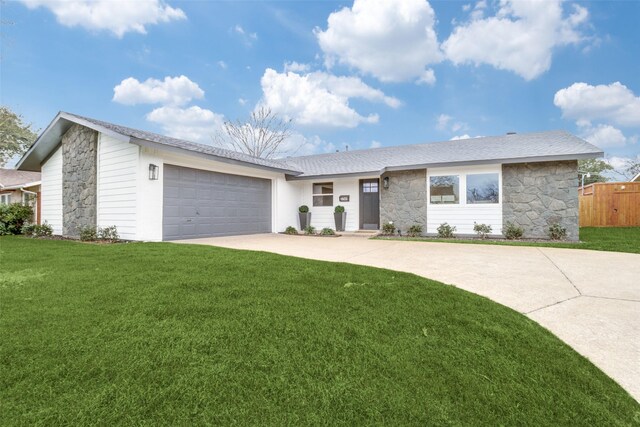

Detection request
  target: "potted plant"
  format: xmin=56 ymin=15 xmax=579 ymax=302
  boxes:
xmin=334 ymin=205 xmax=346 ymax=231
xmin=298 ymin=205 xmax=311 ymax=229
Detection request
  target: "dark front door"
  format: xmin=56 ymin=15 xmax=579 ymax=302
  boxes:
xmin=360 ymin=179 xmax=380 ymax=230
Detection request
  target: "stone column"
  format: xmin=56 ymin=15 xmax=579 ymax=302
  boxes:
xmin=62 ymin=124 xmax=98 ymax=238
xmin=502 ymin=161 xmax=579 ymax=241
xmin=379 ymin=169 xmax=427 ymax=234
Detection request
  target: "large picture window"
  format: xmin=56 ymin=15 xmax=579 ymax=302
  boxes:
xmin=430 ymin=175 xmax=459 ymax=204
xmin=467 ymin=173 xmax=499 ymax=204
xmin=312 ymin=182 xmax=333 ymax=206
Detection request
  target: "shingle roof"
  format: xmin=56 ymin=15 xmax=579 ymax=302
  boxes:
xmin=281 ymin=131 xmax=603 ymax=178
xmin=18 ymin=112 xmax=603 ymax=177
xmin=63 ymin=113 xmax=302 ymax=174
xmin=0 ymin=168 xmax=41 ymax=188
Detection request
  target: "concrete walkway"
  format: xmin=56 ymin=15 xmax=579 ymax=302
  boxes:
xmin=174 ymin=234 xmax=640 ymax=401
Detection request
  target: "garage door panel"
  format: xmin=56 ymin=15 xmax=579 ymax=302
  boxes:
xmin=163 ymin=164 xmax=272 ymax=240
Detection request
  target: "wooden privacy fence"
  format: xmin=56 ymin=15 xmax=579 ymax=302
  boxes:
xmin=579 ymin=182 xmax=640 ymax=227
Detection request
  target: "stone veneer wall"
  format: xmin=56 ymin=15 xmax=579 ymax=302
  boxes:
xmin=502 ymin=161 xmax=579 ymax=241
xmin=380 ymin=169 xmax=426 ymax=234
xmin=62 ymin=124 xmax=98 ymax=237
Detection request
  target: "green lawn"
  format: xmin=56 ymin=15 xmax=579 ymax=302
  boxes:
xmin=377 ymin=227 xmax=640 ymax=254
xmin=1 ymin=237 xmax=637 ymax=425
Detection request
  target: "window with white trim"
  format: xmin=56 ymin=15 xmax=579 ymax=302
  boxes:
xmin=466 ymin=173 xmax=500 ymax=204
xmin=0 ymin=194 xmax=10 ymax=205
xmin=312 ymin=182 xmax=333 ymax=206
xmin=429 ymin=175 xmax=459 ymax=204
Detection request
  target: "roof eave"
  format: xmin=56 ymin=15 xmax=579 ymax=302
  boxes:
xmin=286 ymin=151 xmax=603 ymax=180
xmin=16 ymin=112 xmax=130 ymax=171
xmin=130 ymin=138 xmax=303 ymax=176
xmin=1 ymin=181 xmax=42 ymax=190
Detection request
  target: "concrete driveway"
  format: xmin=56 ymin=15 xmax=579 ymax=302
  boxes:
xmin=174 ymin=234 xmax=640 ymax=401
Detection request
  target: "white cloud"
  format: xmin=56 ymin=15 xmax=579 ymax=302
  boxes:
xmin=113 ymin=75 xmax=204 ymax=107
xmin=443 ymin=0 xmax=589 ymax=80
xmin=283 ymin=61 xmax=310 ymax=73
xmin=277 ymin=133 xmax=336 ymax=157
xmin=260 ymin=68 xmax=401 ymax=128
xmin=217 ymin=60 xmax=228 ymax=69
xmin=450 ymin=134 xmax=471 ymax=140
xmin=21 ymin=0 xmax=185 ymax=37
xmin=579 ymin=123 xmax=629 ymax=149
xmin=238 ymin=98 xmax=248 ymax=106
xmin=554 ymin=82 xmax=640 ymax=127
xmin=146 ymin=106 xmax=224 ymax=144
xmin=417 ymin=69 xmax=436 ymax=86
xmin=233 ymin=25 xmax=257 ymax=45
xmin=436 ymin=114 xmax=452 ymax=130
xmin=370 ymin=140 xmax=382 ymax=149
xmin=605 ymin=154 xmax=640 ymax=180
xmin=315 ymin=0 xmax=442 ymax=83
xmin=436 ymin=113 xmax=468 ymax=133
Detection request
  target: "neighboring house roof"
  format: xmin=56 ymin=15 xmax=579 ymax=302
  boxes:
xmin=17 ymin=112 xmax=303 ymax=175
xmin=282 ymin=131 xmax=603 ymax=178
xmin=17 ymin=112 xmax=603 ymax=179
xmin=0 ymin=168 xmax=41 ymax=190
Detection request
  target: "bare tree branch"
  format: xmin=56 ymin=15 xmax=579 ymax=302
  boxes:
xmin=213 ymin=107 xmax=300 ymax=159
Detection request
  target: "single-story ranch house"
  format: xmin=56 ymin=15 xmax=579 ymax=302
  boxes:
xmin=17 ymin=112 xmax=603 ymax=241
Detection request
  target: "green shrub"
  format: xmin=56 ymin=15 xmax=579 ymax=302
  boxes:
xmin=437 ymin=223 xmax=456 ymax=238
xmin=503 ymin=221 xmax=524 ymax=240
xmin=473 ymin=222 xmax=492 ymax=239
xmin=24 ymin=222 xmax=53 ymax=238
xmin=34 ymin=222 xmax=53 ymax=237
xmin=21 ymin=223 xmax=36 ymax=236
xmin=284 ymin=226 xmax=298 ymax=235
xmin=303 ymin=225 xmax=316 ymax=235
xmin=99 ymin=225 xmax=120 ymax=241
xmin=79 ymin=226 xmax=98 ymax=241
xmin=407 ymin=224 xmax=423 ymax=237
xmin=381 ymin=222 xmax=396 ymax=235
xmin=320 ymin=227 xmax=335 ymax=236
xmin=334 ymin=205 xmax=345 ymax=213
xmin=548 ymin=223 xmax=567 ymax=240
xmin=79 ymin=225 xmax=120 ymax=242
xmin=299 ymin=205 xmax=309 ymax=213
xmin=0 ymin=203 xmax=34 ymax=235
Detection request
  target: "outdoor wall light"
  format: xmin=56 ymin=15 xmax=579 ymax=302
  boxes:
xmin=383 ymin=176 xmax=390 ymax=189
xmin=149 ymin=164 xmax=159 ymax=180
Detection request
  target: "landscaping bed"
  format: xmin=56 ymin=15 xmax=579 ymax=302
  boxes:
xmin=374 ymin=227 xmax=640 ymax=254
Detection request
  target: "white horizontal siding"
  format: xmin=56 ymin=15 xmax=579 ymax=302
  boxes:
xmin=97 ymin=134 xmax=138 ymax=239
xmin=427 ymin=164 xmax=503 ymax=235
xmin=301 ymin=178 xmax=371 ymax=231
xmin=40 ymin=146 xmax=63 ymax=234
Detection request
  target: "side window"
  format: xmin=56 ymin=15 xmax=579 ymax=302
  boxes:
xmin=429 ymin=176 xmax=459 ymax=204
xmin=467 ymin=173 xmax=500 ymax=204
xmin=312 ymin=182 xmax=333 ymax=206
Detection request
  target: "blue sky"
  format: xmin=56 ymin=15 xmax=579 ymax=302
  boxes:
xmin=3 ymin=0 xmax=639 ymax=172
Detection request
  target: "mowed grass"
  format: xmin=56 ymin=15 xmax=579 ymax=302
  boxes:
xmin=377 ymin=227 xmax=640 ymax=254
xmin=0 ymin=237 xmax=637 ymax=425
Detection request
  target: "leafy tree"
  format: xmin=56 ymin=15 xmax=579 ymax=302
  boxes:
xmin=0 ymin=106 xmax=38 ymax=167
xmin=578 ymin=159 xmax=613 ymax=185
xmin=213 ymin=107 xmax=296 ymax=159
xmin=620 ymin=159 xmax=640 ymax=181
